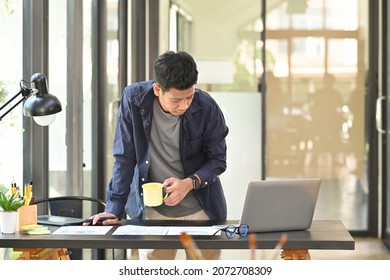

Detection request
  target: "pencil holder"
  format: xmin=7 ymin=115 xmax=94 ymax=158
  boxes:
xmin=17 ymin=205 xmax=37 ymax=230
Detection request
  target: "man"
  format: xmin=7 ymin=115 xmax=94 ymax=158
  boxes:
xmin=87 ymin=51 xmax=229 ymax=260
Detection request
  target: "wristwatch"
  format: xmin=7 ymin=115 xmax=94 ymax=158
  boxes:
xmin=188 ymin=174 xmax=201 ymax=190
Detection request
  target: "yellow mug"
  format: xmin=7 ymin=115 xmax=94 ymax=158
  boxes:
xmin=142 ymin=182 xmax=168 ymax=207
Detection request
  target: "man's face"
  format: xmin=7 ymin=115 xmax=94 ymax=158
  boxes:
xmin=153 ymin=83 xmax=195 ymax=116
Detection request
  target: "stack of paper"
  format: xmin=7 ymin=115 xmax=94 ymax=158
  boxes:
xmin=19 ymin=224 xmax=51 ymax=235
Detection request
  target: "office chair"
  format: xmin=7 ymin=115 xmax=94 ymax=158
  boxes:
xmin=34 ymin=195 xmax=106 ymax=260
xmin=34 ymin=195 xmax=106 ymax=218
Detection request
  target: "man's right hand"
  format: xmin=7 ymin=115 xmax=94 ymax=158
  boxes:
xmin=83 ymin=212 xmax=119 ymax=226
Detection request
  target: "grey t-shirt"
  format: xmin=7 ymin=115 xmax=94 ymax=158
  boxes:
xmin=148 ymin=98 xmax=202 ymax=217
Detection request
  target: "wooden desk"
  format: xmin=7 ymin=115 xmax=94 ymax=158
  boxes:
xmin=0 ymin=220 xmax=354 ymax=259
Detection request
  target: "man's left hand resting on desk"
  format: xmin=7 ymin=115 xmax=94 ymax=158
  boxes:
xmin=83 ymin=212 xmax=119 ymax=226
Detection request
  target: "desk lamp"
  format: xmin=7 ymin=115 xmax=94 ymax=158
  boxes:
xmin=0 ymin=73 xmax=62 ymax=126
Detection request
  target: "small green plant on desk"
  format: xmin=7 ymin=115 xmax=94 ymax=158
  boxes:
xmin=0 ymin=190 xmax=24 ymax=211
xmin=0 ymin=188 xmax=25 ymax=234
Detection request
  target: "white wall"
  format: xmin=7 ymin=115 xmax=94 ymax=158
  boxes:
xmin=210 ymin=91 xmax=262 ymax=220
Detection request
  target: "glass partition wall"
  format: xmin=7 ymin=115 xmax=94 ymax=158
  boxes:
xmin=265 ymin=0 xmax=368 ymax=231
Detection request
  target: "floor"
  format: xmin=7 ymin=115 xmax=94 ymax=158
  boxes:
xmin=309 ymin=237 xmax=390 ymax=260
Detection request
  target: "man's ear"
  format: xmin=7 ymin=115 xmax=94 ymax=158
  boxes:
xmin=153 ymin=83 xmax=161 ymax=97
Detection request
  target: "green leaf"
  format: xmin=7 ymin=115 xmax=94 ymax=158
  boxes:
xmin=0 ymin=184 xmax=8 ymax=194
xmin=0 ymin=190 xmax=24 ymax=211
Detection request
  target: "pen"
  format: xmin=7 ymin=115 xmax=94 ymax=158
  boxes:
xmin=271 ymin=233 xmax=288 ymax=260
xmin=28 ymin=182 xmax=33 ymax=204
xmin=23 ymin=183 xmax=27 ymax=205
xmin=248 ymin=233 xmax=257 ymax=260
xmin=29 ymin=196 xmax=35 ymax=205
xmin=11 ymin=178 xmax=19 ymax=198
xmin=23 ymin=182 xmax=33 ymax=206
xmin=179 ymin=232 xmax=203 ymax=260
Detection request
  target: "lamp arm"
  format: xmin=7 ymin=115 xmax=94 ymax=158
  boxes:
xmin=0 ymin=87 xmax=32 ymax=121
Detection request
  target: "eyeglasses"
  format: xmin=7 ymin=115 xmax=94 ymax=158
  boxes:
xmin=213 ymin=224 xmax=249 ymax=239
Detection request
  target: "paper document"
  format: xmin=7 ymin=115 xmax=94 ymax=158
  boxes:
xmin=113 ymin=225 xmax=169 ymax=235
xmin=112 ymin=225 xmax=221 ymax=236
xmin=52 ymin=226 xmax=112 ymax=235
xmin=167 ymin=226 xmax=220 ymax=236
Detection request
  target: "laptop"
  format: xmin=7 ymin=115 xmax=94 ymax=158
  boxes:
xmin=37 ymin=215 xmax=86 ymax=226
xmin=240 ymin=178 xmax=321 ymax=233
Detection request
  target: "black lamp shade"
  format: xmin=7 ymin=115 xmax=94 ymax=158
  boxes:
xmin=23 ymin=73 xmax=62 ymax=117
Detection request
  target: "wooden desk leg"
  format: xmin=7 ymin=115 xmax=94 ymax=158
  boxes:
xmin=281 ymin=249 xmax=311 ymax=260
xmin=13 ymin=248 xmax=70 ymax=260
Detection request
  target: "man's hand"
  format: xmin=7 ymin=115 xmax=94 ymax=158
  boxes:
xmin=83 ymin=212 xmax=119 ymax=226
xmin=162 ymin=177 xmax=193 ymax=206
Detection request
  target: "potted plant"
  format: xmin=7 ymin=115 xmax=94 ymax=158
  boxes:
xmin=0 ymin=190 xmax=24 ymax=234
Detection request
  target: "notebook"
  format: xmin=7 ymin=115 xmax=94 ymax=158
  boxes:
xmin=240 ymin=178 xmax=321 ymax=233
xmin=37 ymin=215 xmax=85 ymax=226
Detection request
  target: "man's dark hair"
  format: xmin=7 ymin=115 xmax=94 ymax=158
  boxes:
xmin=153 ymin=51 xmax=198 ymax=91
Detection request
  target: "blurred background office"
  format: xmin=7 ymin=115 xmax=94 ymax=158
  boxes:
xmin=1 ymin=0 xmax=390 ymax=259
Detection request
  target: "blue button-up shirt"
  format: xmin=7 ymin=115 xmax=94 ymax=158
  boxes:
xmin=105 ymin=80 xmax=229 ymax=220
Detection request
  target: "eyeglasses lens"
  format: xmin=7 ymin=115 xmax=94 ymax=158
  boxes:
xmin=238 ymin=224 xmax=249 ymax=236
xmin=225 ymin=225 xmax=236 ymax=239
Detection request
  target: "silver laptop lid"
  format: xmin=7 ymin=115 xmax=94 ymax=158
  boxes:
xmin=240 ymin=178 xmax=321 ymax=233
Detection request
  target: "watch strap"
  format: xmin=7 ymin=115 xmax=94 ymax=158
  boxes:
xmin=188 ymin=174 xmax=200 ymax=190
